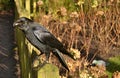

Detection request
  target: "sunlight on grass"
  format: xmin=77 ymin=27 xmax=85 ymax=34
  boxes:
xmin=107 ymin=56 xmax=120 ymax=78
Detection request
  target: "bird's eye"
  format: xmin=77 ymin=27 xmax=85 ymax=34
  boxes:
xmin=19 ymin=20 xmax=24 ymax=23
xmin=18 ymin=20 xmax=26 ymax=25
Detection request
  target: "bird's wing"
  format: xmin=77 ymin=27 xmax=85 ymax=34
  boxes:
xmin=33 ymin=26 xmax=75 ymax=60
xmin=33 ymin=29 xmax=63 ymax=48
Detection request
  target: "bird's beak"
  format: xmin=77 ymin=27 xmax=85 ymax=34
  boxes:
xmin=13 ymin=22 xmax=20 ymax=27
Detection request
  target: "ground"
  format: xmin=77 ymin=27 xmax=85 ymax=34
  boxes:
xmin=0 ymin=11 xmax=18 ymax=78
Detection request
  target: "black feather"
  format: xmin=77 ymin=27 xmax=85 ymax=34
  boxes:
xmin=13 ymin=17 xmax=74 ymax=71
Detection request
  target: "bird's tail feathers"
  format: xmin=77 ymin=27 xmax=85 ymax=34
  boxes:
xmin=53 ymin=49 xmax=69 ymax=71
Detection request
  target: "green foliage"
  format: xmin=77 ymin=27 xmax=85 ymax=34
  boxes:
xmin=107 ymin=56 xmax=120 ymax=78
xmin=41 ymin=0 xmax=77 ymax=13
xmin=0 ymin=0 xmax=14 ymax=10
xmin=36 ymin=0 xmax=79 ymax=20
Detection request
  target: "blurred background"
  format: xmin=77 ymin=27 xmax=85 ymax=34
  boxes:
xmin=0 ymin=0 xmax=120 ymax=78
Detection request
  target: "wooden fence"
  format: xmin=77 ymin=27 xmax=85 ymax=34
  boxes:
xmin=14 ymin=0 xmax=60 ymax=78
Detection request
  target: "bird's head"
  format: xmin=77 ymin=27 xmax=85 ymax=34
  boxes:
xmin=13 ymin=17 xmax=33 ymax=31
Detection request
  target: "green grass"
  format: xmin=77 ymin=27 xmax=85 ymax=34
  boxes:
xmin=0 ymin=0 xmax=14 ymax=11
xmin=106 ymin=56 xmax=120 ymax=78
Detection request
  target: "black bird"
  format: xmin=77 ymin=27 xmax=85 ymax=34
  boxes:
xmin=13 ymin=17 xmax=74 ymax=71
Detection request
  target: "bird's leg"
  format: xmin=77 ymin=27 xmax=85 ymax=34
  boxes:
xmin=44 ymin=52 xmax=50 ymax=63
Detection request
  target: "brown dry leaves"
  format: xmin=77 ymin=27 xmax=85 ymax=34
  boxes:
xmin=113 ymin=71 xmax=120 ymax=78
xmin=37 ymin=0 xmax=44 ymax=6
xmin=96 ymin=11 xmax=104 ymax=16
xmin=80 ymin=65 xmax=108 ymax=78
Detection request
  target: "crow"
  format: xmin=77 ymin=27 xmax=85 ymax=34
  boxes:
xmin=13 ymin=17 xmax=74 ymax=71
